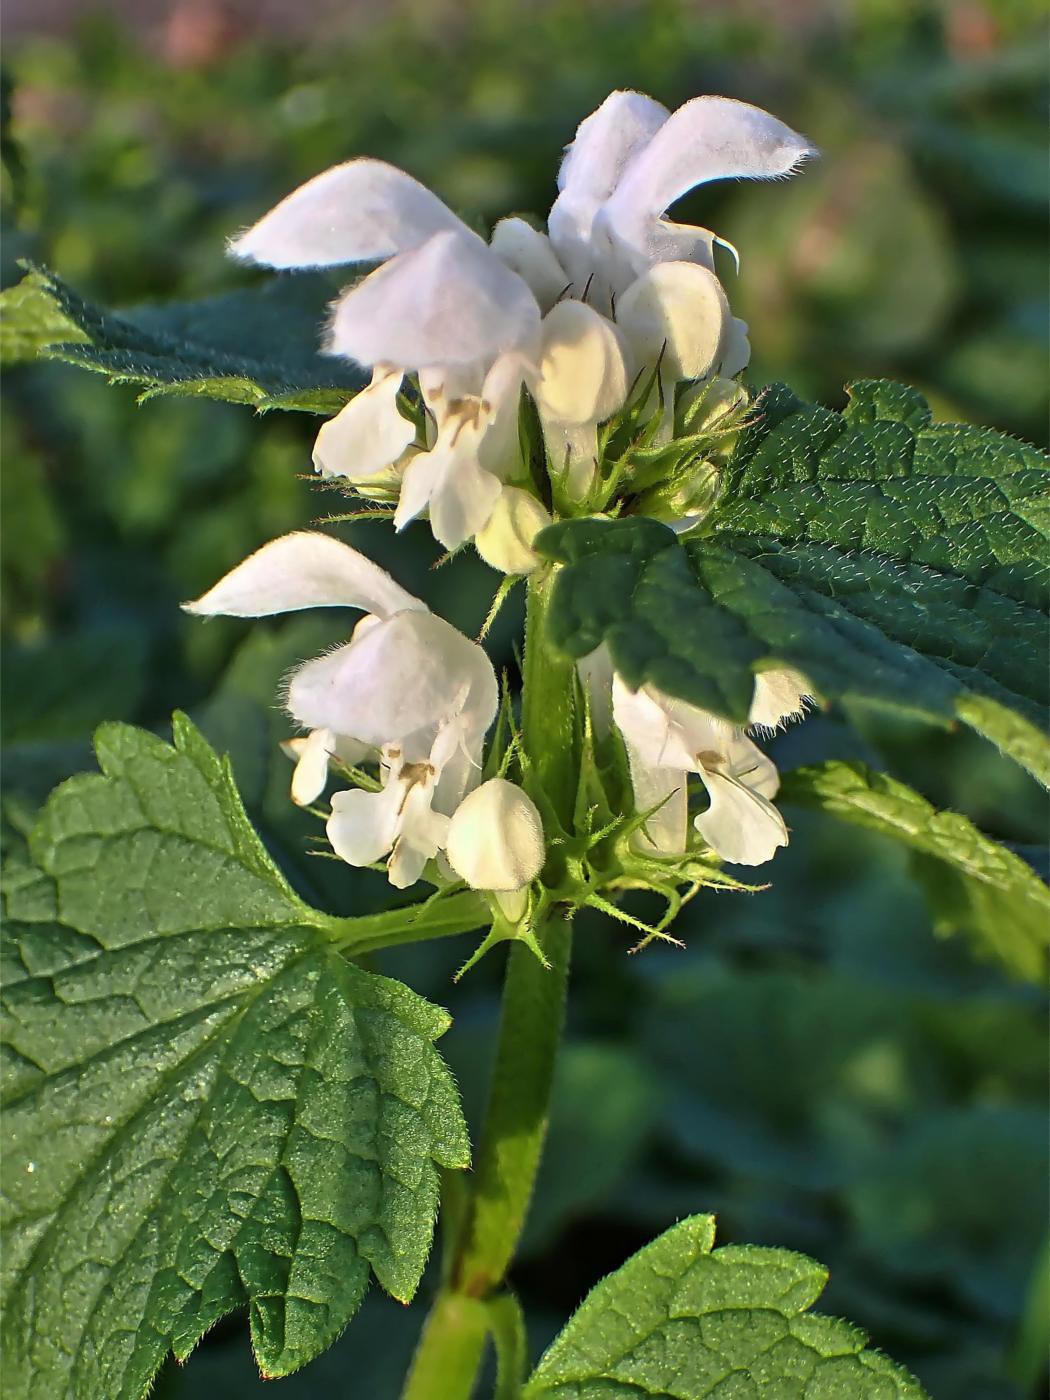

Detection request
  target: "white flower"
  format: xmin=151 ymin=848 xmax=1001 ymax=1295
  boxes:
xmin=611 ymin=676 xmax=788 ymax=866
xmin=185 ymin=531 xmax=498 ymax=887
xmin=554 ymin=92 xmax=816 ymax=308
xmin=576 ymin=648 xmax=808 ymax=868
xmin=312 ymin=365 xmax=415 ymax=486
xmin=394 ymin=351 xmax=529 ymax=550
xmin=445 ymin=778 xmax=545 ymax=892
xmin=280 ymin=727 xmax=371 ymax=806
xmin=474 ymin=487 xmax=552 ymax=575
xmin=533 ymin=299 xmax=630 ymax=499
xmin=229 ymin=91 xmax=812 ymax=545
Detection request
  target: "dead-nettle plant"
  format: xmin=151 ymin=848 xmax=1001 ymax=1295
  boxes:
xmin=3 ymin=90 xmax=1048 ymax=1400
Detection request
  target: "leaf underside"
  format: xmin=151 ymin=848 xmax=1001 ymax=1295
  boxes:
xmin=0 ymin=715 xmax=468 ymax=1399
xmin=538 ymin=381 xmax=1049 ymax=783
xmin=0 ymin=264 xmax=365 ymax=412
xmin=524 ymin=1214 xmax=927 ymax=1398
xmin=781 ymin=760 xmax=1050 ymax=980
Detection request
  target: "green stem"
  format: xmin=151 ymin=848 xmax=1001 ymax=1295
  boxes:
xmin=396 ymin=567 xmax=576 ymax=1398
xmin=324 ymin=890 xmax=490 ymax=955
xmin=455 ymin=911 xmax=572 ymax=1297
xmin=520 ymin=563 xmax=579 ymax=828
xmin=488 ymin=1290 xmax=528 ymax=1400
xmin=399 ymin=1292 xmax=489 ymax=1400
xmin=1008 ymin=1232 xmax=1049 ymax=1392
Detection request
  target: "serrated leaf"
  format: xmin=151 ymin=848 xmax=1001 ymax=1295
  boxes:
xmin=536 ymin=381 xmax=1049 ymax=783
xmin=1 ymin=265 xmax=364 ymax=412
xmin=524 ymin=1215 xmax=927 ymax=1398
xmin=780 ymin=761 xmax=1049 ymax=980
xmin=1 ymin=714 xmax=469 ymax=1399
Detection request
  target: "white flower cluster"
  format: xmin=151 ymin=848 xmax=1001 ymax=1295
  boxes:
xmin=186 ymin=531 xmax=544 ymax=895
xmin=580 ymin=647 xmax=812 ymax=867
xmin=186 ymin=90 xmax=816 ymax=893
xmin=230 ymin=90 xmax=814 ymax=567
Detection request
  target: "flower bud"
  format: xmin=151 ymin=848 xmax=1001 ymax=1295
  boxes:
xmin=677 ymin=376 xmax=748 ymax=433
xmin=446 ymin=778 xmax=545 ymax=891
xmin=475 ymin=488 xmax=552 ymax=574
xmin=616 ymin=261 xmax=729 ymax=384
xmin=635 ymin=461 xmax=721 ymax=525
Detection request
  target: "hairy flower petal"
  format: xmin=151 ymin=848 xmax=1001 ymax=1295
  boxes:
xmin=183 ymin=531 xmax=426 ymax=620
xmin=605 ymin=95 xmax=815 ymax=234
xmin=445 ymin=778 xmax=545 ymax=891
xmin=617 ymin=261 xmax=730 ymax=383
xmin=287 ymin=610 xmax=498 ymax=745
xmin=327 ymin=230 xmax=541 ymax=370
xmin=228 ymin=157 xmax=471 ymax=268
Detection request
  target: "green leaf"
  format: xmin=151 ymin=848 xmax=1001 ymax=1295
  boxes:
xmin=0 ymin=265 xmax=364 ymax=413
xmin=537 ymin=381 xmax=1049 ymax=782
xmin=780 ymin=761 xmax=1049 ymax=980
xmin=524 ymin=1215 xmax=927 ymax=1398
xmin=1 ymin=715 xmax=469 ymax=1398
xmin=0 ymin=268 xmax=88 ymax=365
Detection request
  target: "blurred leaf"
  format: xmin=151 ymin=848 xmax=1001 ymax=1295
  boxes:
xmin=1 ymin=714 xmax=469 ymax=1396
xmin=780 ymin=761 xmax=1050 ymax=980
xmin=522 ymin=1043 xmax=659 ymax=1255
xmin=848 ymin=1108 xmax=1047 ymax=1321
xmin=3 ymin=264 xmax=364 ymax=411
xmin=642 ymin=964 xmax=915 ymax=1190
xmin=0 ymin=267 xmax=86 ymax=364
xmin=524 ymin=1215 xmax=927 ymax=1398
xmin=538 ymin=381 xmax=1049 ymax=781
xmin=1 ymin=628 xmax=148 ymax=744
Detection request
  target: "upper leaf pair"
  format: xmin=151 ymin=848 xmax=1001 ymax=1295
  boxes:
xmin=538 ymin=380 xmax=1049 ymax=785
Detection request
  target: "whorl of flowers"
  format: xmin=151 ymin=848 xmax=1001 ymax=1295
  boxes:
xmin=187 ymin=90 xmax=816 ymax=895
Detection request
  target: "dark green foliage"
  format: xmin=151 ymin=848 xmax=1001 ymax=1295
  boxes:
xmin=1 ymin=265 xmax=363 ymax=411
xmin=1 ymin=716 xmax=468 ymax=1397
xmin=538 ymin=382 xmax=1049 ymax=780
xmin=780 ymin=761 xmax=1049 ymax=979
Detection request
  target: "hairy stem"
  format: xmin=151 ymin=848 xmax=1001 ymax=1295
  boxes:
xmin=397 ymin=566 xmax=575 ymax=1398
xmin=454 ymin=912 xmax=572 ymax=1297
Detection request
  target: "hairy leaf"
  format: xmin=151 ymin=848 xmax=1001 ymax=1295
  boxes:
xmin=1 ymin=715 xmax=469 ymax=1398
xmin=537 ymin=382 xmax=1049 ymax=782
xmin=0 ymin=268 xmax=88 ymax=365
xmin=524 ymin=1215 xmax=927 ymax=1398
xmin=780 ymin=761 xmax=1049 ymax=979
xmin=0 ymin=265 xmax=364 ymax=412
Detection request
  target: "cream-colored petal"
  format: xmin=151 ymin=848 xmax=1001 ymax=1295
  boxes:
xmin=475 ymin=488 xmax=551 ymax=574
xmin=694 ymin=769 xmax=788 ymax=866
xmin=312 ymin=368 xmax=415 ymax=481
xmin=284 ymin=726 xmax=336 ymax=806
xmin=616 ymin=261 xmax=730 ymax=383
xmin=535 ymin=300 xmax=629 ymax=426
xmin=749 ymin=667 xmax=813 ymax=732
xmin=445 ymin=778 xmax=545 ymax=891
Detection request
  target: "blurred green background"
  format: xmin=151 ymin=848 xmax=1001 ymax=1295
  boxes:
xmin=2 ymin=1 xmax=1047 ymax=1397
